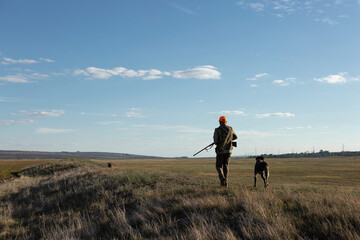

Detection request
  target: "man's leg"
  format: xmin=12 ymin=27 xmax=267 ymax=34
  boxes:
xmin=222 ymin=153 xmax=231 ymax=187
xmin=216 ymin=154 xmax=225 ymax=186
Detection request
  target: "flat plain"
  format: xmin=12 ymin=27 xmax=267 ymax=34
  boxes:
xmin=94 ymin=157 xmax=360 ymax=188
xmin=1 ymin=156 xmax=360 ymax=239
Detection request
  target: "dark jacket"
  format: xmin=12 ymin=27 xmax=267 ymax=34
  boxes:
xmin=213 ymin=123 xmax=237 ymax=154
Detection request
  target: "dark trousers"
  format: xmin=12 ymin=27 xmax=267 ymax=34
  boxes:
xmin=216 ymin=153 xmax=231 ymax=183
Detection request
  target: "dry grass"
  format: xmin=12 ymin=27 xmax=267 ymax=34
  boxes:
xmin=0 ymin=159 xmax=53 ymax=180
xmin=0 ymin=157 xmax=360 ymax=239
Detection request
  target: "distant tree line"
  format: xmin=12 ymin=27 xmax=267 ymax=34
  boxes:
xmin=245 ymin=150 xmax=360 ymax=159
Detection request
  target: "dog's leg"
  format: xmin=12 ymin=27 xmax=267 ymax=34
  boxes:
xmin=260 ymin=172 xmax=267 ymax=187
xmin=264 ymin=166 xmax=269 ymax=187
xmin=254 ymin=174 xmax=257 ymax=187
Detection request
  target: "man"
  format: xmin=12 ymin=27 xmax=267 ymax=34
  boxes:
xmin=213 ymin=116 xmax=237 ymax=187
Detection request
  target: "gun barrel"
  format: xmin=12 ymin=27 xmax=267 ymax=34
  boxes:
xmin=193 ymin=143 xmax=214 ymax=156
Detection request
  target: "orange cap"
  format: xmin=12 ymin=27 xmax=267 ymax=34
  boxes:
xmin=219 ymin=116 xmax=227 ymax=123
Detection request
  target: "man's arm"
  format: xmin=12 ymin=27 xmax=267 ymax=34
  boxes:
xmin=232 ymin=128 xmax=238 ymax=141
xmin=213 ymin=129 xmax=219 ymax=145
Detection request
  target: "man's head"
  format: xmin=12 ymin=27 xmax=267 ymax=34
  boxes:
xmin=219 ymin=116 xmax=227 ymax=124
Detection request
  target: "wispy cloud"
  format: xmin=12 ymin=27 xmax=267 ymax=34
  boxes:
xmin=0 ymin=75 xmax=31 ymax=83
xmin=1 ymin=57 xmax=37 ymax=65
xmin=125 ymin=124 xmax=212 ymax=134
xmin=236 ymin=0 xmax=352 ymax=24
xmin=39 ymin=57 xmax=55 ymax=63
xmin=36 ymin=128 xmax=76 ymax=134
xmin=0 ymin=73 xmax=49 ymax=84
xmin=125 ymin=108 xmax=142 ymax=118
xmin=256 ymin=112 xmax=295 ymax=118
xmin=1 ymin=57 xmax=55 ymax=65
xmin=75 ymin=65 xmax=221 ymax=80
xmin=315 ymin=17 xmax=338 ymax=25
xmin=0 ymin=97 xmax=17 ymax=102
xmin=279 ymin=126 xmax=312 ymax=130
xmin=97 ymin=121 xmax=123 ymax=125
xmin=153 ymin=125 xmax=211 ymax=133
xmin=314 ymin=72 xmax=347 ymax=84
xmin=0 ymin=119 xmax=35 ymax=125
xmin=273 ymin=77 xmax=296 ymax=86
xmin=246 ymin=72 xmax=269 ymax=81
xmin=79 ymin=112 xmax=118 ymax=117
xmin=17 ymin=110 xmax=65 ymax=117
xmin=238 ymin=130 xmax=276 ymax=138
xmin=173 ymin=65 xmax=221 ymax=79
xmin=250 ymin=3 xmax=265 ymax=12
xmin=211 ymin=110 xmax=245 ymax=116
xmin=168 ymin=3 xmax=197 ymax=15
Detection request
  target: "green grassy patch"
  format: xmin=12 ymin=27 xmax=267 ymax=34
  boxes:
xmin=0 ymin=159 xmax=53 ymax=180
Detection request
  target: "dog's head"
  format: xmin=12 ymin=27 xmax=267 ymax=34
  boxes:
xmin=255 ymin=156 xmax=264 ymax=162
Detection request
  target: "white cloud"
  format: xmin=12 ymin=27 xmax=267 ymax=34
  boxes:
xmin=237 ymin=0 xmax=355 ymax=23
xmin=168 ymin=3 xmax=197 ymax=15
xmin=273 ymin=77 xmax=296 ymax=86
xmin=314 ymin=72 xmax=347 ymax=84
xmin=350 ymin=76 xmax=360 ymax=81
xmin=217 ymin=110 xmax=245 ymax=116
xmin=279 ymin=126 xmax=312 ymax=130
xmin=172 ymin=65 xmax=221 ymax=79
xmin=0 ymin=72 xmax=49 ymax=84
xmin=1 ymin=57 xmax=55 ymax=65
xmin=255 ymin=73 xmax=269 ymax=78
xmin=334 ymin=0 xmax=343 ymax=4
xmin=250 ymin=3 xmax=265 ymax=12
xmin=250 ymin=84 xmax=258 ymax=87
xmin=97 ymin=121 xmax=123 ymax=125
xmin=75 ymin=65 xmax=221 ymax=80
xmin=125 ymin=108 xmax=142 ymax=118
xmin=315 ymin=17 xmax=338 ymax=25
xmin=0 ymin=97 xmax=17 ymax=102
xmin=39 ymin=57 xmax=55 ymax=63
xmin=247 ymin=72 xmax=268 ymax=81
xmin=256 ymin=112 xmax=295 ymax=118
xmin=1 ymin=57 xmax=38 ymax=65
xmin=0 ymin=75 xmax=31 ymax=83
xmin=238 ymin=130 xmax=276 ymax=138
xmin=18 ymin=110 xmax=65 ymax=117
xmin=75 ymin=66 xmax=164 ymax=80
xmin=273 ymin=80 xmax=287 ymax=86
xmin=30 ymin=73 xmax=49 ymax=78
xmin=155 ymin=125 xmax=210 ymax=133
xmin=37 ymin=128 xmax=76 ymax=134
xmin=127 ymin=124 xmax=212 ymax=134
xmin=0 ymin=119 xmax=35 ymax=125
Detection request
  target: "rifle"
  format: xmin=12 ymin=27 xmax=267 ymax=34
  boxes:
xmin=193 ymin=141 xmax=237 ymax=157
xmin=193 ymin=143 xmax=215 ymax=156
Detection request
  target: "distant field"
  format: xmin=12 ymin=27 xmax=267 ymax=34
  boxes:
xmin=0 ymin=159 xmax=54 ymax=180
xmin=94 ymin=156 xmax=360 ymax=189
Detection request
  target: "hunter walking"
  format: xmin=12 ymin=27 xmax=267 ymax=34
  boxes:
xmin=214 ymin=116 xmax=237 ymax=187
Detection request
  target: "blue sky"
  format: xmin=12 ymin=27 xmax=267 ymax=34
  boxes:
xmin=1 ymin=0 xmax=360 ymax=157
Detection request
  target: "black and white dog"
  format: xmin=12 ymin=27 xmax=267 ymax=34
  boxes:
xmin=254 ymin=156 xmax=269 ymax=187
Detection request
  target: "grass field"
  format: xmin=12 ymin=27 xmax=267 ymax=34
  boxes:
xmin=0 ymin=159 xmax=54 ymax=180
xmin=1 ymin=157 xmax=360 ymax=239
xmin=95 ymin=157 xmax=360 ymax=188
